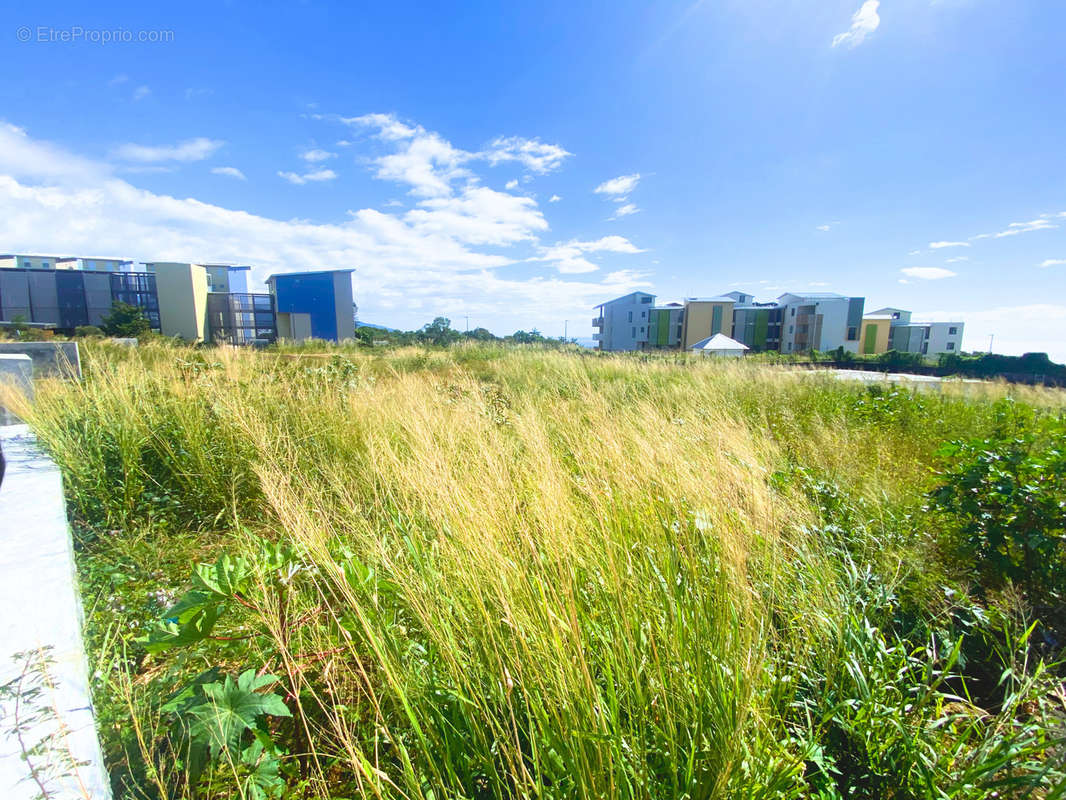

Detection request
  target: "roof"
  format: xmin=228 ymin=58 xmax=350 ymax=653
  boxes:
xmin=199 ymin=263 xmax=252 ymax=271
xmin=266 ymin=269 xmax=356 ymax=281
xmin=0 ymin=253 xmax=70 ymax=259
xmin=651 ymin=302 xmax=683 ymax=309
xmin=869 ymin=307 xmax=907 ymax=315
xmin=778 ymin=292 xmax=847 ymax=301
xmin=863 ymin=314 xmax=895 ymax=321
xmin=55 ymin=256 xmax=132 ymax=264
xmin=593 ymin=290 xmax=655 ymax=309
xmin=689 ymin=333 xmax=749 ymax=351
xmin=684 ymin=295 xmax=737 ymax=304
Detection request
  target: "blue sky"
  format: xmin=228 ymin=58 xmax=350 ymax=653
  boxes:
xmin=1 ymin=0 xmax=1064 ymax=357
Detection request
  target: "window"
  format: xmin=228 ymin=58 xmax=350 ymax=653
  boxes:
xmin=948 ymin=326 xmax=957 ymax=335
xmin=641 ymin=310 xmax=646 ymax=319
xmin=641 ymin=296 xmax=652 ymax=303
xmin=788 ymin=325 xmax=794 ymax=334
xmin=847 ymin=326 xmax=858 ymax=341
xmin=921 ymin=343 xmax=928 ymax=354
xmin=924 ymin=328 xmax=930 ymax=339
xmin=628 ymin=311 xmax=633 ymax=323
xmin=790 ymin=308 xmax=795 ymax=317
xmin=946 ymin=342 xmax=955 ymax=350
xmin=631 ymin=326 xmax=636 ymax=338
xmin=640 ymin=326 xmax=644 ymax=333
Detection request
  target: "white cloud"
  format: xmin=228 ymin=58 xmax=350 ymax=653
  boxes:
xmin=539 ymin=236 xmax=644 ymax=274
xmin=211 ymin=166 xmax=246 ymax=180
xmin=908 ymin=250 xmax=922 ymax=256
xmin=945 ymin=256 xmax=969 ymax=263
xmin=132 ymin=85 xmax=152 ymax=101
xmin=0 ymin=120 xmax=648 ymax=335
xmin=816 ymin=224 xmax=831 ymax=232
xmin=113 ymin=137 xmax=224 ymax=163
xmin=929 ymin=241 xmax=970 ymax=249
xmin=832 ymin=1 xmax=881 ymax=49
xmin=901 ymin=266 xmax=957 ymax=280
xmin=612 ymin=203 xmax=639 ymax=219
xmin=594 ymin=173 xmax=640 ymax=200
xmin=990 ymin=218 xmax=1057 ymax=238
xmin=549 ymin=194 xmax=561 ymax=203
xmin=1040 ymin=259 xmax=1066 ymax=268
xmin=277 ymin=168 xmax=337 ymax=185
xmin=300 ymin=148 xmax=336 ymax=163
xmin=484 ymin=136 xmax=571 ymax=174
xmin=505 ymin=179 xmax=519 ymax=190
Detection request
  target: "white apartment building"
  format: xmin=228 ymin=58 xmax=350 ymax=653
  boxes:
xmin=593 ymin=291 xmax=656 ymax=351
xmin=871 ymin=308 xmax=965 ymax=356
xmin=777 ymin=292 xmax=865 ymax=353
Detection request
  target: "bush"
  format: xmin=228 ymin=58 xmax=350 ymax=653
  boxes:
xmin=74 ymin=325 xmax=105 ymax=337
xmin=101 ymin=301 xmax=151 ymax=338
xmin=929 ymin=416 xmax=1066 ymax=609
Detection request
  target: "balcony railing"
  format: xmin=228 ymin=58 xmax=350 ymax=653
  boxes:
xmin=592 ymin=316 xmax=604 ymax=327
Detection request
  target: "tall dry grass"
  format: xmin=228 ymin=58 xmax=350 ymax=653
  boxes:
xmin=3 ymin=340 xmax=1062 ymax=798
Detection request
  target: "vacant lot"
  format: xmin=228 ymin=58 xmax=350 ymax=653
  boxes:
xmin=4 ymin=341 xmax=1064 ymax=800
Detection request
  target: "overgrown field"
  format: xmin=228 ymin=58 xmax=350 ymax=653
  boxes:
xmin=4 ymin=341 xmax=1065 ymax=799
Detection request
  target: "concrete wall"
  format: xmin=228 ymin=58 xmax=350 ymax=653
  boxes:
xmin=681 ymin=301 xmax=734 ymax=349
xmin=154 ymin=262 xmax=209 ymax=341
xmin=0 ymin=354 xmax=32 ymax=424
xmin=597 ymin=292 xmax=655 ymax=351
xmin=860 ymin=317 xmax=892 ymax=354
xmin=332 ymin=271 xmax=355 ymax=341
xmin=0 ymin=342 xmax=81 ymax=378
xmin=927 ymin=322 xmax=964 ymax=355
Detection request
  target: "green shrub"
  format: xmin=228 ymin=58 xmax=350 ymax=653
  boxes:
xmin=929 ymin=416 xmax=1066 ymax=608
xmin=74 ymin=325 xmax=105 ymax=337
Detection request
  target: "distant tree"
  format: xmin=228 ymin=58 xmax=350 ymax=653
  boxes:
xmin=464 ymin=327 xmax=497 ymax=342
xmin=419 ymin=317 xmax=462 ymax=346
xmin=354 ymin=326 xmax=375 ymax=346
xmin=510 ymin=329 xmax=545 ymax=344
xmin=101 ymin=301 xmax=151 ymax=338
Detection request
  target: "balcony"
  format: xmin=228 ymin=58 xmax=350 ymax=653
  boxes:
xmin=592 ymin=332 xmax=602 ymax=340
xmin=592 ymin=316 xmax=604 ymax=327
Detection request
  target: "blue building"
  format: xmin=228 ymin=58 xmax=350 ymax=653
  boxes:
xmin=266 ymin=269 xmax=355 ymax=342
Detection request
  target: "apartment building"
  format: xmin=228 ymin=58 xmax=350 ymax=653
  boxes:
xmin=0 ymin=254 xmax=66 ymax=270
xmin=731 ymin=303 xmax=785 ymax=352
xmin=869 ymin=308 xmax=964 ymax=356
xmin=592 ymin=291 xmax=656 ymax=351
xmin=680 ymin=296 xmax=737 ymax=349
xmin=1 ymin=254 xmax=357 ymax=345
xmin=266 ymin=269 xmax=355 ymax=342
xmin=646 ymin=302 xmax=684 ymax=349
xmin=777 ymin=293 xmax=865 ymax=354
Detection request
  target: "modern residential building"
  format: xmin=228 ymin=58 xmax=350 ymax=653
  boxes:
xmin=869 ymin=308 xmax=964 ymax=356
xmin=266 ymin=269 xmax=356 ymax=342
xmin=680 ymin=296 xmax=737 ymax=349
xmin=731 ymin=302 xmax=785 ymax=352
xmin=55 ymin=257 xmax=133 ymax=272
xmin=859 ymin=314 xmax=894 ymax=355
xmin=646 ymin=302 xmax=684 ymax=349
xmin=0 ymin=267 xmax=160 ymax=330
xmin=202 ymin=264 xmax=251 ymax=294
xmin=0 ymin=254 xmax=66 ymax=270
xmin=592 ymin=291 xmax=656 ymax=351
xmin=777 ymin=292 xmax=865 ymax=353
xmin=0 ymin=254 xmax=357 ymax=344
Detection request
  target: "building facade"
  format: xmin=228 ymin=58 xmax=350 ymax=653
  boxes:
xmin=680 ymin=297 xmax=737 ymax=349
xmin=868 ymin=307 xmax=965 ymax=356
xmin=592 ymin=291 xmax=656 ymax=351
xmin=777 ymin=293 xmax=864 ymax=353
xmin=267 ymin=269 xmax=356 ymax=342
xmin=0 ymin=268 xmax=160 ymax=331
xmin=646 ymin=303 xmax=684 ymax=349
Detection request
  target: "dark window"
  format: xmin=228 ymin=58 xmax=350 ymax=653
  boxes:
xmin=847 ymin=326 xmax=858 ymax=341
xmin=790 ymin=307 xmax=795 ymax=317
xmin=948 ymin=326 xmax=957 ymax=335
xmin=631 ymin=326 xmax=636 ymax=337
xmin=628 ymin=311 xmax=633 ymax=323
xmin=641 ymin=296 xmax=652 ymax=303
xmin=947 ymin=342 xmax=955 ymax=350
